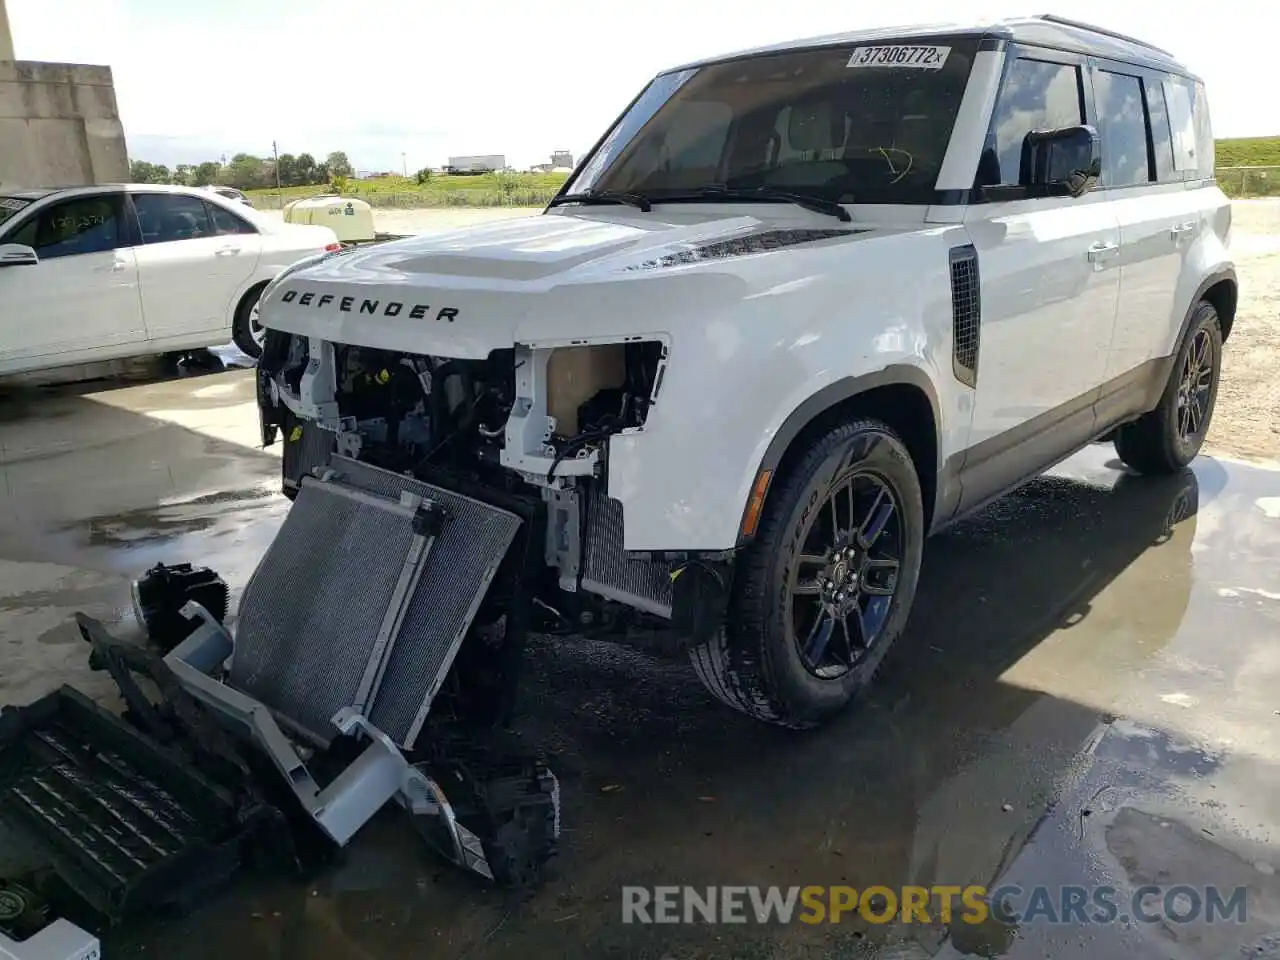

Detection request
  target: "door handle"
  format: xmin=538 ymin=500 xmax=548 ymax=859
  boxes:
xmin=1087 ymin=241 xmax=1119 ymax=263
xmin=215 ymin=245 xmax=241 ymax=256
xmin=94 ymin=262 xmax=127 ymax=273
xmin=1170 ymin=221 xmax=1196 ymax=240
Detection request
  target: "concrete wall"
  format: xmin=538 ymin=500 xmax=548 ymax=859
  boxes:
xmin=0 ymin=61 xmax=129 ymax=188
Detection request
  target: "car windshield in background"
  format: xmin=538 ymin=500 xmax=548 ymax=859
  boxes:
xmin=0 ymin=197 xmax=33 ymax=227
xmin=565 ymin=38 xmax=979 ymax=206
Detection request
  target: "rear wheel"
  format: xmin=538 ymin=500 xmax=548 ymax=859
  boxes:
xmin=231 ymin=285 xmax=267 ymax=359
xmin=1114 ymin=301 xmax=1222 ymax=475
xmin=690 ymin=417 xmax=925 ymax=728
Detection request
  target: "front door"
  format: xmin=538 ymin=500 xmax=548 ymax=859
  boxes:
xmin=129 ymin=192 xmax=259 ymax=342
xmin=0 ymin=193 xmax=145 ymax=371
xmin=958 ymin=52 xmax=1121 ymax=510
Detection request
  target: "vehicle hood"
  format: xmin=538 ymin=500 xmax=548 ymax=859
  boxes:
xmin=258 ymin=209 xmax=887 ymax=357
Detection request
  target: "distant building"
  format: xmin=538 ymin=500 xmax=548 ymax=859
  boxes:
xmin=446 ymin=154 xmax=504 ymax=175
xmin=551 ymin=149 xmax=574 ymax=168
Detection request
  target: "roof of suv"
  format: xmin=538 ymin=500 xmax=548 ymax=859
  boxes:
xmin=667 ymin=14 xmax=1196 ymax=79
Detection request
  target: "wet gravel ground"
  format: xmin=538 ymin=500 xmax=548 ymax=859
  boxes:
xmin=1 ymin=369 xmax=1279 ymax=959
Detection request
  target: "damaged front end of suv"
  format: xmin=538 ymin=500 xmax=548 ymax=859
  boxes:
xmin=255 ymin=270 xmax=716 ymax=639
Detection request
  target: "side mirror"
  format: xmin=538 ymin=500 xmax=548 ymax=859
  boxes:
xmin=0 ymin=243 xmax=39 ymax=267
xmin=1022 ymin=124 xmax=1101 ymax=198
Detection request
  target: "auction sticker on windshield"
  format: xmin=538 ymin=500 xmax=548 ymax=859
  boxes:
xmin=847 ymin=45 xmax=951 ymax=69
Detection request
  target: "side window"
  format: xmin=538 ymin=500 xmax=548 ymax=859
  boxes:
xmin=1093 ymin=70 xmax=1151 ymax=187
xmin=132 ymin=194 xmax=214 ymax=244
xmin=207 ymin=202 xmax=257 ymax=236
xmin=981 ymin=57 xmax=1084 ymax=186
xmin=1145 ymin=79 xmax=1178 ymax=182
xmin=8 ymin=195 xmax=125 ymax=259
xmin=1163 ymin=80 xmax=1198 ymax=174
xmin=1192 ymin=82 xmax=1215 ymax=178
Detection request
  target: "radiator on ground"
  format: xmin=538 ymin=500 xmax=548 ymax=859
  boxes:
xmin=229 ymin=459 xmax=521 ymax=749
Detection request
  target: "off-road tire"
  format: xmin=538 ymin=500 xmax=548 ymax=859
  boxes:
xmin=1114 ymin=301 xmax=1222 ymax=475
xmin=231 ymin=285 xmax=267 ymax=359
xmin=690 ymin=417 xmax=925 ymax=728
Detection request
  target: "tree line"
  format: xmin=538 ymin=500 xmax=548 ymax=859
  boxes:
xmin=129 ymin=151 xmax=356 ymax=191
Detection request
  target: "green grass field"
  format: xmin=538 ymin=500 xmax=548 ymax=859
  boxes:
xmin=1215 ymin=136 xmax=1280 ymax=168
xmin=1215 ymin=136 xmax=1280 ymax=197
xmin=245 ymin=139 xmax=1280 ymax=207
xmin=246 ymin=171 xmax=570 ymax=209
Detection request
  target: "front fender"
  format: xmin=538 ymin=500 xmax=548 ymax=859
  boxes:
xmin=603 ymin=229 xmax=964 ymax=552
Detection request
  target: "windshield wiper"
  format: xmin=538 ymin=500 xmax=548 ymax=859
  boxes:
xmin=663 ymin=186 xmax=851 ymax=223
xmin=547 ymin=190 xmax=652 ymax=212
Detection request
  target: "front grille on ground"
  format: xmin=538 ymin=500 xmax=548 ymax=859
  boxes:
xmin=580 ymin=491 xmax=675 ymax=618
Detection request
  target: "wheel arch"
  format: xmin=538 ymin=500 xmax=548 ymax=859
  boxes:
xmin=741 ymin=366 xmax=942 ymax=544
xmin=234 ymin=278 xmax=271 ymax=323
xmin=1184 ymin=268 xmax=1237 ymax=344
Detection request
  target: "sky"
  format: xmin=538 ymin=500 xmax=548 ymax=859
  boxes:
xmin=8 ymin=0 xmax=1278 ymax=173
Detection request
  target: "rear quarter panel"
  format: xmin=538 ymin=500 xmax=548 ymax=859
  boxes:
xmin=1171 ymin=184 xmax=1234 ymax=352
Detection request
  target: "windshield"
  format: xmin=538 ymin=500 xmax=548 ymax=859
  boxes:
xmin=565 ymin=38 xmax=979 ymax=206
xmin=0 ymin=197 xmax=33 ymax=228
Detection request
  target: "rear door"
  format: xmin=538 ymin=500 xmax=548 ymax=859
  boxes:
xmin=1095 ymin=65 xmax=1197 ymax=385
xmin=959 ymin=50 xmax=1120 ymax=507
xmin=0 ymin=192 xmax=144 ymax=368
xmin=129 ymin=192 xmax=260 ymax=342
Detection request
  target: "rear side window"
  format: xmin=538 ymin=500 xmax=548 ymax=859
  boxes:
xmin=980 ymin=57 xmax=1084 ymax=186
xmin=1192 ymin=82 xmax=1215 ymax=177
xmin=1163 ymin=80 xmax=1199 ymax=174
xmin=8 ymin=195 xmax=126 ymax=259
xmin=1093 ymin=70 xmax=1151 ymax=187
xmin=207 ymin=202 xmax=256 ymax=236
xmin=133 ymin=193 xmax=214 ymax=244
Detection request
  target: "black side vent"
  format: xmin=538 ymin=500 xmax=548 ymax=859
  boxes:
xmin=949 ymin=245 xmax=981 ymax=387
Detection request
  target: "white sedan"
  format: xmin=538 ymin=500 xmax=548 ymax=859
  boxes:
xmin=0 ymin=183 xmax=339 ymax=369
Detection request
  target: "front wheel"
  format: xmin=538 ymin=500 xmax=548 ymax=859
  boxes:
xmin=690 ymin=417 xmax=925 ymax=728
xmin=231 ymin=285 xmax=267 ymax=359
xmin=1114 ymin=301 xmax=1222 ymax=475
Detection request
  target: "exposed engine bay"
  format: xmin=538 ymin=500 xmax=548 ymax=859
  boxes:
xmin=255 ymin=330 xmax=727 ymax=629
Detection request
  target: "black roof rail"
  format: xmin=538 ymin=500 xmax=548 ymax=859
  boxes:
xmin=1034 ymin=14 xmax=1175 ymax=58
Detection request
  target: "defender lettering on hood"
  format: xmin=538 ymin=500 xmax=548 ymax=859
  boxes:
xmin=280 ymin=288 xmax=460 ymax=323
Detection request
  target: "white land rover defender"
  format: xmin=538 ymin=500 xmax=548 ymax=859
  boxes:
xmin=255 ymin=16 xmax=1235 ymax=729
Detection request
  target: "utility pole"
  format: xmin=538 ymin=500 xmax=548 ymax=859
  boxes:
xmin=273 ymin=140 xmax=282 ymax=191
xmin=402 ymin=152 xmax=407 ymax=177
